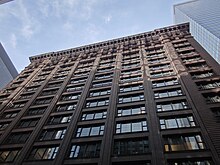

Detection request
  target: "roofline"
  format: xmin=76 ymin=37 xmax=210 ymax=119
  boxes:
xmin=29 ymin=23 xmax=189 ymax=62
xmin=173 ymin=0 xmax=199 ymax=15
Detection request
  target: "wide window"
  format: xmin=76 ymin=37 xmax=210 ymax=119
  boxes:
xmin=76 ymin=125 xmax=104 ymax=137
xmin=119 ymin=84 xmax=143 ymax=93
xmin=26 ymin=107 xmax=46 ymax=116
xmin=86 ymin=99 xmax=109 ymax=107
xmin=152 ymin=79 xmax=178 ymax=88
xmin=160 ymin=116 xmax=196 ymax=129
xmin=17 ymin=118 xmax=39 ymax=128
xmin=28 ymin=146 xmax=59 ymax=160
xmin=90 ymin=89 xmax=111 ymax=97
xmin=113 ymin=138 xmax=149 ymax=156
xmin=61 ymin=94 xmax=80 ymax=101
xmin=69 ymin=142 xmax=101 ymax=158
xmin=47 ymin=115 xmax=72 ymax=124
xmin=5 ymin=132 xmax=31 ymax=144
xmin=157 ymin=100 xmax=189 ymax=112
xmin=164 ymin=135 xmax=205 ymax=152
xmin=39 ymin=128 xmax=66 ymax=141
xmin=55 ymin=104 xmax=76 ymax=112
xmin=168 ymin=160 xmax=213 ymax=165
xmin=81 ymin=111 xmax=107 ymax=121
xmin=116 ymin=120 xmax=147 ymax=134
xmin=154 ymin=89 xmax=183 ymax=99
xmin=117 ymin=105 xmax=146 ymax=116
xmin=118 ymin=94 xmax=144 ymax=103
xmin=0 ymin=150 xmax=20 ymax=162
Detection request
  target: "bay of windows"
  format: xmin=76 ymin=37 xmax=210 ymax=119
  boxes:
xmin=152 ymin=78 xmax=178 ymax=88
xmin=90 ymin=89 xmax=111 ymax=97
xmin=92 ymin=80 xmax=112 ymax=88
xmin=118 ymin=94 xmax=144 ymax=103
xmin=39 ymin=128 xmax=66 ymax=141
xmin=117 ymin=105 xmax=146 ymax=117
xmin=47 ymin=115 xmax=72 ymax=124
xmin=26 ymin=107 xmax=46 ymax=116
xmin=0 ymin=150 xmax=20 ymax=162
xmin=157 ymin=100 xmax=189 ymax=112
xmin=61 ymin=94 xmax=80 ymax=101
xmin=168 ymin=160 xmax=212 ymax=165
xmin=116 ymin=120 xmax=147 ymax=134
xmin=17 ymin=118 xmax=39 ymax=128
xmin=119 ymin=84 xmax=143 ymax=93
xmin=76 ymin=125 xmax=104 ymax=137
xmin=160 ymin=116 xmax=196 ymax=129
xmin=5 ymin=132 xmax=31 ymax=144
xmin=55 ymin=104 xmax=76 ymax=112
xmin=69 ymin=142 xmax=101 ymax=158
xmin=86 ymin=99 xmax=109 ymax=107
xmin=81 ymin=111 xmax=107 ymax=121
xmin=164 ymin=134 xmax=205 ymax=152
xmin=28 ymin=146 xmax=59 ymax=160
xmin=154 ymin=89 xmax=183 ymax=99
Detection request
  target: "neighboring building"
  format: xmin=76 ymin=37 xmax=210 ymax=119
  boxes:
xmin=0 ymin=0 xmax=14 ymax=5
xmin=0 ymin=43 xmax=18 ymax=89
xmin=174 ymin=0 xmax=220 ymax=64
xmin=0 ymin=23 xmax=220 ymax=165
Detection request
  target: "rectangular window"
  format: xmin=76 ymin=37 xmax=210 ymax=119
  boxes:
xmin=113 ymin=138 xmax=149 ymax=156
xmin=47 ymin=82 xmax=63 ymax=88
xmin=76 ymin=125 xmax=104 ymax=137
xmin=120 ymin=84 xmax=143 ymax=93
xmin=160 ymin=116 xmax=196 ymax=129
xmin=26 ymin=107 xmax=46 ymax=116
xmin=118 ymin=94 xmax=144 ymax=103
xmin=17 ymin=118 xmax=39 ymax=128
xmin=164 ymin=134 xmax=205 ymax=152
xmin=86 ymin=99 xmax=109 ymax=108
xmin=116 ymin=120 xmax=147 ymax=134
xmin=154 ymin=89 xmax=183 ymax=99
xmin=157 ymin=100 xmax=189 ymax=112
xmin=95 ymin=73 xmax=113 ymax=80
xmin=0 ymin=122 xmax=9 ymax=130
xmin=92 ymin=80 xmax=112 ymax=88
xmin=61 ymin=94 xmax=80 ymax=101
xmin=122 ymin=61 xmax=140 ymax=69
xmin=5 ymin=132 xmax=31 ymax=144
xmin=117 ymin=105 xmax=146 ymax=116
xmin=197 ymin=81 xmax=220 ymax=90
xmin=0 ymin=150 xmax=20 ymax=162
xmin=203 ymin=93 xmax=220 ymax=103
xmin=2 ymin=112 xmax=18 ymax=119
xmin=34 ymin=98 xmax=52 ymax=105
xmin=66 ymin=85 xmax=84 ymax=92
xmin=81 ymin=111 xmax=107 ymax=121
xmin=120 ymin=75 xmax=142 ymax=83
xmin=149 ymin=63 xmax=171 ymax=70
xmin=47 ymin=115 xmax=72 ymax=125
xmin=90 ymin=89 xmax=111 ymax=97
xmin=70 ymin=77 xmax=87 ymax=84
xmin=168 ymin=160 xmax=213 ymax=165
xmin=55 ymin=104 xmax=76 ymax=112
xmin=121 ymin=68 xmax=141 ymax=75
xmin=41 ymin=89 xmax=58 ymax=96
xmin=152 ymin=78 xmax=178 ymax=88
xmin=191 ymin=71 xmax=214 ymax=79
xmin=28 ymin=146 xmax=59 ymax=160
xmin=69 ymin=142 xmax=100 ymax=158
xmin=150 ymin=70 xmax=174 ymax=78
xmin=39 ymin=128 xmax=66 ymax=141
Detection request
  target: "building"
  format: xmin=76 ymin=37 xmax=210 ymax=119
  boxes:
xmin=0 ymin=43 xmax=18 ymax=89
xmin=174 ymin=0 xmax=220 ymax=64
xmin=0 ymin=23 xmax=219 ymax=165
xmin=0 ymin=0 xmax=14 ymax=5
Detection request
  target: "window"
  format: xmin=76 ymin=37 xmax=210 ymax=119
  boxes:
xmin=66 ymin=85 xmax=84 ymax=92
xmin=92 ymin=80 xmax=112 ymax=88
xmin=86 ymin=99 xmax=109 ymax=107
xmin=28 ymin=146 xmax=59 ymax=160
xmin=55 ymin=104 xmax=76 ymax=112
xmin=164 ymin=134 xmax=205 ymax=152
xmin=19 ymin=94 xmax=33 ymax=99
xmin=47 ymin=82 xmax=63 ymax=88
xmin=97 ymin=66 xmax=114 ymax=73
xmin=76 ymin=125 xmax=104 ymax=137
xmin=120 ymin=84 xmax=143 ymax=93
xmin=168 ymin=159 xmax=213 ymax=165
xmin=205 ymin=95 xmax=220 ymax=103
xmin=118 ymin=105 xmax=146 ymax=116
xmin=154 ymin=89 xmax=183 ymax=99
xmin=0 ymin=150 xmax=20 ymax=162
xmin=160 ymin=116 xmax=196 ymax=129
xmin=118 ymin=94 xmax=144 ymax=103
xmin=17 ymin=118 xmax=39 ymax=128
xmin=148 ymin=57 xmax=167 ymax=64
xmin=116 ymin=120 xmax=147 ymax=134
xmin=12 ymin=102 xmax=26 ymax=108
xmin=90 ymin=89 xmax=111 ymax=97
xmin=122 ymin=61 xmax=140 ymax=69
xmin=123 ymin=53 xmax=139 ymax=61
xmin=186 ymin=62 xmax=208 ymax=70
xmin=95 ymin=73 xmax=113 ymax=80
xmin=5 ymin=132 xmax=31 ymax=144
xmin=0 ymin=123 xmax=9 ymax=130
xmin=81 ymin=111 xmax=107 ymax=121
xmin=47 ymin=115 xmax=72 ymax=124
xmin=152 ymin=79 xmax=178 ymax=88
xmin=150 ymin=70 xmax=174 ymax=78
xmin=26 ymin=107 xmax=46 ymax=116
xmin=197 ymin=81 xmax=220 ymax=90
xmin=191 ymin=71 xmax=214 ymax=79
xmin=146 ymin=52 xmax=165 ymax=59
xmin=61 ymin=94 xmax=80 ymax=101
xmin=39 ymin=128 xmax=66 ymax=141
xmin=121 ymin=68 xmax=141 ymax=75
xmin=70 ymin=77 xmax=87 ymax=84
xmin=69 ymin=142 xmax=100 ymax=158
xmin=113 ymin=138 xmax=149 ymax=156
xmin=41 ymin=89 xmax=58 ymax=96
xmin=120 ymin=75 xmax=142 ymax=83
xmin=157 ymin=100 xmax=189 ymax=112
xmin=2 ymin=112 xmax=18 ymax=119
xmin=53 ymin=75 xmax=67 ymax=80
xmin=34 ymin=98 xmax=52 ymax=105
xmin=149 ymin=63 xmax=171 ymax=70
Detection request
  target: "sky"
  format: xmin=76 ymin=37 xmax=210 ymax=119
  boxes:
xmin=0 ymin=0 xmax=187 ymax=72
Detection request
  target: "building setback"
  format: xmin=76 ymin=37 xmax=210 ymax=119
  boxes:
xmin=0 ymin=23 xmax=219 ymax=165
xmin=0 ymin=43 xmax=18 ymax=89
xmin=174 ymin=0 xmax=220 ymax=64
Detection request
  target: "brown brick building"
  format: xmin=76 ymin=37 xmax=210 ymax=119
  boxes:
xmin=0 ymin=23 xmax=219 ymax=165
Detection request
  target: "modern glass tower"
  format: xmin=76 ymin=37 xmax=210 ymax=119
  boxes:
xmin=0 ymin=23 xmax=220 ymax=165
xmin=174 ymin=0 xmax=220 ymax=64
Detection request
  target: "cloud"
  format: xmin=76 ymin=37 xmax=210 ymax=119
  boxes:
xmin=104 ymin=15 xmax=112 ymax=23
xmin=10 ymin=33 xmax=17 ymax=48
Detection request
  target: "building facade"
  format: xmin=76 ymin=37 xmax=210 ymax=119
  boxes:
xmin=0 ymin=43 xmax=18 ymax=89
xmin=174 ymin=0 xmax=220 ymax=64
xmin=0 ymin=23 xmax=219 ymax=165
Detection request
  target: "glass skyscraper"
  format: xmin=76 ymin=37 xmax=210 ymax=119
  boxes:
xmin=174 ymin=0 xmax=220 ymax=64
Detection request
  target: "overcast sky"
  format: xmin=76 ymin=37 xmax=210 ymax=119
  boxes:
xmin=0 ymin=0 xmax=187 ymax=72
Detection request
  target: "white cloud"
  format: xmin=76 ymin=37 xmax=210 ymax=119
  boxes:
xmin=104 ymin=15 xmax=112 ymax=23
xmin=10 ymin=33 xmax=17 ymax=48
